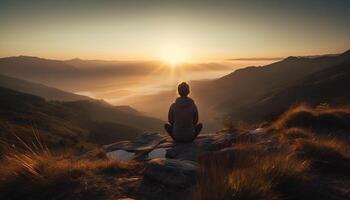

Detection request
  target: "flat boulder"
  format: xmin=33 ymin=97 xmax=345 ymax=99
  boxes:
xmin=145 ymin=158 xmax=199 ymax=186
xmin=166 ymin=143 xmax=199 ymax=161
xmin=165 ymin=132 xmax=236 ymax=161
xmin=138 ymin=158 xmax=199 ymax=200
xmin=104 ymin=131 xmax=237 ymax=162
xmin=103 ymin=132 xmax=169 ymax=152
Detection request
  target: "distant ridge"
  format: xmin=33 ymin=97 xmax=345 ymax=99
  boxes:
xmin=232 ymin=59 xmax=350 ymax=122
xmin=185 ymin=49 xmax=350 ymax=123
xmin=0 ymin=73 xmax=91 ymax=101
xmin=227 ymin=57 xmax=284 ymax=61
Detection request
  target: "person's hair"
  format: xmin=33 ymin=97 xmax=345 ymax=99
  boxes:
xmin=178 ymin=82 xmax=190 ymax=97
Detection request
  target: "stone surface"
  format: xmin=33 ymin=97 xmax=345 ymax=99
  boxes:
xmin=103 ymin=132 xmax=168 ymax=152
xmin=106 ymin=149 xmax=135 ymax=161
xmin=138 ymin=158 xmax=199 ymax=200
xmin=147 ymin=148 xmax=169 ymax=159
xmin=165 ymin=132 xmax=236 ymax=161
xmin=166 ymin=143 xmax=200 ymax=161
xmin=102 ymin=130 xmax=265 ymax=199
xmin=104 ymin=131 xmax=237 ymax=162
xmin=101 ymin=128 xmax=350 ymax=200
xmin=144 ymin=158 xmax=199 ymax=186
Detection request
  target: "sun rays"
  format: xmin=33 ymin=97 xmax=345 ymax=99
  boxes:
xmin=159 ymin=44 xmax=188 ymax=67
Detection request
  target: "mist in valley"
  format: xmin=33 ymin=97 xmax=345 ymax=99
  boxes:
xmin=0 ymin=55 xmax=276 ymax=131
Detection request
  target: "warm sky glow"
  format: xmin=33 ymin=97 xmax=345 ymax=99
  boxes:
xmin=159 ymin=44 xmax=188 ymax=66
xmin=0 ymin=0 xmax=349 ymax=61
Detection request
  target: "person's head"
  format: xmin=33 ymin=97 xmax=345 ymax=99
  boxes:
xmin=177 ymin=82 xmax=190 ymax=97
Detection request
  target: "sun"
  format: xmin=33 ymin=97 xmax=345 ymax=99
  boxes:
xmin=159 ymin=44 xmax=187 ymax=66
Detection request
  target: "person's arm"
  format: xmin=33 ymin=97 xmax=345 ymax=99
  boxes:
xmin=168 ymin=104 xmax=175 ymax=125
xmin=193 ymin=104 xmax=199 ymax=124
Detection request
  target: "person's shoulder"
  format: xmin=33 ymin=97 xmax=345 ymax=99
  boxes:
xmin=185 ymin=97 xmax=194 ymax=102
xmin=174 ymin=96 xmax=195 ymax=105
xmin=187 ymin=97 xmax=195 ymax=104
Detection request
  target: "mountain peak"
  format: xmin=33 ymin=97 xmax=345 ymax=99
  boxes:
xmin=3 ymin=55 xmax=52 ymax=62
xmin=67 ymin=58 xmax=83 ymax=62
xmin=18 ymin=55 xmax=38 ymax=58
xmin=283 ymin=56 xmax=299 ymax=61
xmin=11 ymin=55 xmax=42 ymax=60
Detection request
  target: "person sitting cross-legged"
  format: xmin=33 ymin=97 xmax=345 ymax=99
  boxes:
xmin=164 ymin=82 xmax=202 ymax=143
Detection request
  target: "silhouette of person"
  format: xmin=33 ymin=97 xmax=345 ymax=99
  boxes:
xmin=164 ymin=82 xmax=202 ymax=143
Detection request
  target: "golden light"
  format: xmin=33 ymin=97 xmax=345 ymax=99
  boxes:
xmin=159 ymin=44 xmax=187 ymax=66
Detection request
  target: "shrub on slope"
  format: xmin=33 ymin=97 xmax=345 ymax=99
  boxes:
xmin=274 ymin=104 xmax=350 ymax=133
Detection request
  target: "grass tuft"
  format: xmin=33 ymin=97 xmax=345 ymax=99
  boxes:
xmin=274 ymin=104 xmax=350 ymax=133
xmin=292 ymin=137 xmax=350 ymax=173
xmin=0 ymin=131 xmax=138 ymax=199
xmin=192 ymin=149 xmax=312 ymax=200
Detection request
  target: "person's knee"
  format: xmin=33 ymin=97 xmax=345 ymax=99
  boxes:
xmin=164 ymin=123 xmax=173 ymax=134
xmin=195 ymin=123 xmax=203 ymax=133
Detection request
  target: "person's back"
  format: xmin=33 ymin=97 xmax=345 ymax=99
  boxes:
xmin=165 ymin=82 xmax=202 ymax=143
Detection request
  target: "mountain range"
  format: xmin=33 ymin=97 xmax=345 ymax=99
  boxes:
xmin=226 ymin=58 xmax=350 ymax=122
xmin=126 ymin=50 xmax=350 ymax=125
xmin=193 ymin=51 xmax=350 ymax=121
xmin=0 ymin=50 xmax=349 ymax=132
xmin=0 ymin=51 xmax=349 ymax=200
xmin=0 ymin=56 xmax=231 ymax=93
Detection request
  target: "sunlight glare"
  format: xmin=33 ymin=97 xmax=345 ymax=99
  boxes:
xmin=159 ymin=44 xmax=187 ymax=66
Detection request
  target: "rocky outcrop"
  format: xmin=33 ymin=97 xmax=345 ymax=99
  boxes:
xmin=103 ymin=130 xmax=244 ymax=200
xmin=99 ymin=124 xmax=350 ymax=200
xmin=104 ymin=131 xmax=237 ymax=161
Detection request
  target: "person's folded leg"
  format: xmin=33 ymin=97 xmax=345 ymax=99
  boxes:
xmin=164 ymin=123 xmax=175 ymax=140
xmin=190 ymin=123 xmax=202 ymax=142
xmin=195 ymin=123 xmax=203 ymax=135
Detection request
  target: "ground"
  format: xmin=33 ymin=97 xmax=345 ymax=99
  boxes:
xmin=1 ymin=105 xmax=350 ymax=200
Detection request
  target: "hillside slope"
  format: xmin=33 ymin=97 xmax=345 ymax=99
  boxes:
xmin=0 ymin=87 xmax=163 ymax=151
xmin=0 ymin=73 xmax=91 ymax=101
xmin=196 ymin=50 xmax=350 ymax=109
xmin=0 ymin=56 xmax=79 ymax=85
xmin=1 ymin=105 xmax=349 ymax=199
xmin=232 ymin=59 xmax=350 ymax=122
xmin=63 ymin=100 xmax=163 ymax=131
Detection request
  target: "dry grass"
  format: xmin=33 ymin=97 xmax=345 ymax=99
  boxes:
xmin=273 ymin=104 xmax=350 ymax=133
xmin=274 ymin=106 xmax=350 ymax=173
xmin=0 ymin=132 xmax=140 ymax=200
xmin=192 ymin=150 xmax=312 ymax=200
xmin=192 ymin=105 xmax=350 ymax=200
xmin=2 ymin=105 xmax=349 ymax=199
xmin=280 ymin=128 xmax=311 ymax=141
xmin=292 ymin=137 xmax=350 ymax=173
xmin=222 ymin=119 xmax=258 ymax=134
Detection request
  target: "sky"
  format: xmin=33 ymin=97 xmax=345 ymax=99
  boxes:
xmin=1 ymin=0 xmax=349 ymax=61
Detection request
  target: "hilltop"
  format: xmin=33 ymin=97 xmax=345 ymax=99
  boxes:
xmin=0 ymin=105 xmax=349 ymax=199
xmin=0 ymin=50 xmax=349 ymax=199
